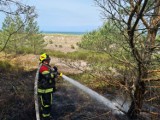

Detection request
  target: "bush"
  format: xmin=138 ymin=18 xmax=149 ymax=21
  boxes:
xmin=49 ymin=40 xmax=53 ymax=44
xmin=71 ymin=45 xmax=75 ymax=49
xmin=59 ymin=45 xmax=62 ymax=48
xmin=0 ymin=60 xmax=12 ymax=72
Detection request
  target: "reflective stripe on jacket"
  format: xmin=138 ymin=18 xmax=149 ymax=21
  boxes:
xmin=38 ymin=64 xmax=55 ymax=92
xmin=38 ymin=88 xmax=53 ymax=93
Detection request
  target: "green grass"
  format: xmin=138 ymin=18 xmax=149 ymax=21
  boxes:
xmin=45 ymin=49 xmax=110 ymax=63
xmin=44 ymin=50 xmax=67 ymax=58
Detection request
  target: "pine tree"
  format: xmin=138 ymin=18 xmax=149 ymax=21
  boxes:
xmin=1 ymin=15 xmax=17 ymax=53
xmin=1 ymin=15 xmax=45 ymax=54
xmin=25 ymin=18 xmax=45 ymax=54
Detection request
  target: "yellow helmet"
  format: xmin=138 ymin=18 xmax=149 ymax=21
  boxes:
xmin=39 ymin=53 xmax=50 ymax=63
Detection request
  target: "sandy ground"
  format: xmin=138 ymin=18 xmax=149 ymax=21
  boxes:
xmin=44 ymin=34 xmax=82 ymax=53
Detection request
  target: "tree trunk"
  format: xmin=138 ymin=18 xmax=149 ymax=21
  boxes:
xmin=127 ymin=62 xmax=146 ymax=118
xmin=127 ymin=28 xmax=157 ymax=118
xmin=127 ymin=79 xmax=145 ymax=118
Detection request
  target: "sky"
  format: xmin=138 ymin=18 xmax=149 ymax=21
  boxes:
xmin=0 ymin=0 xmax=104 ymax=32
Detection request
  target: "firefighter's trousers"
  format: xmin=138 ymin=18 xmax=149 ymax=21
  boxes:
xmin=39 ymin=92 xmax=53 ymax=120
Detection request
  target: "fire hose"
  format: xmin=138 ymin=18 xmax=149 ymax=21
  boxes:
xmin=34 ymin=64 xmax=42 ymax=120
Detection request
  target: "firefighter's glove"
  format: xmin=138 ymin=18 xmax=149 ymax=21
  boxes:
xmin=53 ymin=66 xmax=58 ymax=72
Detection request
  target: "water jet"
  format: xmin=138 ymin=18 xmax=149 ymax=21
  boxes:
xmin=62 ymin=75 xmax=128 ymax=114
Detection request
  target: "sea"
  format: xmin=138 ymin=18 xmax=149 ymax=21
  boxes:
xmin=42 ymin=31 xmax=86 ymax=35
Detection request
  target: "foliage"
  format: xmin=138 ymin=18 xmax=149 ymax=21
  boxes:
xmin=25 ymin=18 xmax=45 ymax=54
xmin=79 ymin=21 xmax=135 ymax=78
xmin=0 ymin=15 xmax=45 ymax=54
xmin=1 ymin=15 xmax=25 ymax=53
xmin=0 ymin=0 xmax=36 ymax=52
xmin=93 ymin=0 xmax=160 ymax=118
xmin=79 ymin=21 xmax=122 ymax=50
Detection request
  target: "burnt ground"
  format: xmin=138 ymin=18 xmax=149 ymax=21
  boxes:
xmin=51 ymin=80 xmax=129 ymax=120
xmin=0 ymin=69 xmax=36 ymax=120
xmin=2 ymin=68 xmax=157 ymax=120
xmin=0 ymin=69 xmax=158 ymax=120
xmin=0 ymin=69 xmax=129 ymax=120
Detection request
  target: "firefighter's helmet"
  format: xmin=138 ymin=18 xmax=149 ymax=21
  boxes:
xmin=39 ymin=53 xmax=50 ymax=63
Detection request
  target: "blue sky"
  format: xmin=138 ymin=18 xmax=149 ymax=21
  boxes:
xmin=0 ymin=0 xmax=104 ymax=32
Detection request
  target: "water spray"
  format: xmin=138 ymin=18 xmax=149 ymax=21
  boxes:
xmin=62 ymin=75 xmax=127 ymax=114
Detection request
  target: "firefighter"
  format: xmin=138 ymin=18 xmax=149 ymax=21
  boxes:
xmin=38 ymin=53 xmax=61 ymax=120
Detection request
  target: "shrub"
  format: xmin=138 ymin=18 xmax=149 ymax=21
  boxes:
xmin=49 ymin=40 xmax=53 ymax=44
xmin=71 ymin=45 xmax=75 ymax=49
xmin=59 ymin=45 xmax=62 ymax=48
xmin=0 ymin=60 xmax=12 ymax=72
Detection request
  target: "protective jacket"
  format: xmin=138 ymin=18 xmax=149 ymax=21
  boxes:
xmin=38 ymin=64 xmax=56 ymax=94
xmin=38 ymin=63 xmax=57 ymax=119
